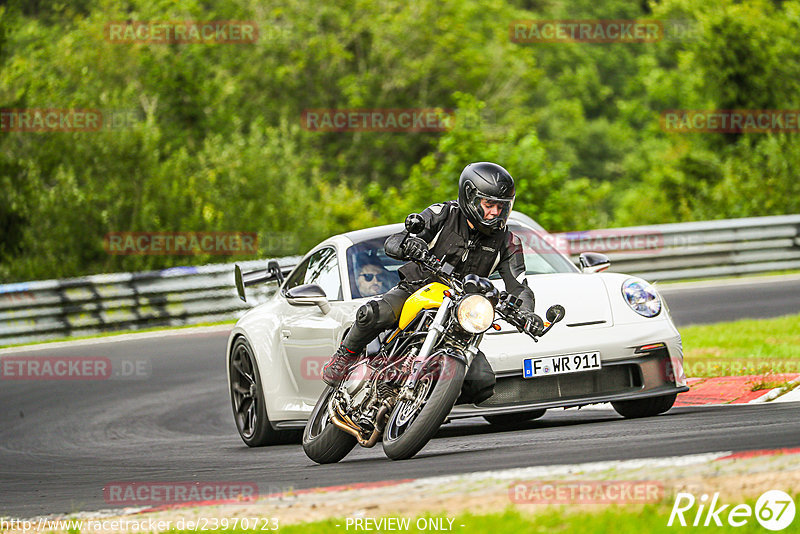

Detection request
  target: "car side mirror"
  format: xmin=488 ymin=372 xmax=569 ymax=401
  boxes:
xmin=285 ymin=283 xmax=331 ymax=314
xmin=579 ymin=252 xmax=610 ymax=273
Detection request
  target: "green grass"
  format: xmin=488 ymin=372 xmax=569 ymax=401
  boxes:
xmin=165 ymin=501 xmax=792 ymax=534
xmin=681 ymin=313 xmax=800 ymax=378
xmin=0 ymin=319 xmax=236 ymax=349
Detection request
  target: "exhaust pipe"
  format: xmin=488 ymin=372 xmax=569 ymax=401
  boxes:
xmin=330 ymin=402 xmax=392 ymax=448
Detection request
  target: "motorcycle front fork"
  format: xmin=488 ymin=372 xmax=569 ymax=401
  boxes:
xmin=400 ymin=297 xmax=480 ymax=398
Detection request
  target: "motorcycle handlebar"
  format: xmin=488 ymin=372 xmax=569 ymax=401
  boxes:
xmin=408 ymin=254 xmax=546 ymax=340
xmin=410 ymin=252 xmax=463 ymax=291
xmin=495 ymin=299 xmax=545 ymax=340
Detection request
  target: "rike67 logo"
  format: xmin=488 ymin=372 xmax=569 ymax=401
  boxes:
xmin=669 ymin=491 xmax=795 ymax=530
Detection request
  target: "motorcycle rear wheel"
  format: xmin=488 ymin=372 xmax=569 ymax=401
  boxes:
xmin=302 ymin=386 xmax=357 ymax=464
xmin=382 ymin=350 xmax=466 ymax=461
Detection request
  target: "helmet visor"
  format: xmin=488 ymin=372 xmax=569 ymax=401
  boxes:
xmin=469 ymin=193 xmax=513 ymax=226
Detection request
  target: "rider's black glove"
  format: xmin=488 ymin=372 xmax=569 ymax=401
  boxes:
xmin=402 ymin=236 xmax=428 ymax=260
xmin=518 ymin=310 xmax=543 ymax=337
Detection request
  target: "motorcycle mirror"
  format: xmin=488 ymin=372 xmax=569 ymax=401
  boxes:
xmin=463 ymin=274 xmax=481 ymax=294
xmin=477 ymin=277 xmax=494 ymax=293
xmin=405 ymin=213 xmax=426 ymax=235
xmin=546 ymin=304 xmax=565 ymax=324
xmin=485 ymin=288 xmax=500 ymax=306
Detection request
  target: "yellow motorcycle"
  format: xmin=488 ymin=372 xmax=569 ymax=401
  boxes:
xmin=302 ymin=215 xmax=565 ymax=462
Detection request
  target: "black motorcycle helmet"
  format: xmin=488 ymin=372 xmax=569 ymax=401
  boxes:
xmin=457 ymin=162 xmax=516 ymax=235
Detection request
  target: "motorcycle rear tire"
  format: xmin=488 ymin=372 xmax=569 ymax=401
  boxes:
xmin=302 ymin=386 xmax=358 ymax=464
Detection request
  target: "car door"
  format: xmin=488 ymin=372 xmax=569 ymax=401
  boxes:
xmin=279 ymin=246 xmax=351 ymax=403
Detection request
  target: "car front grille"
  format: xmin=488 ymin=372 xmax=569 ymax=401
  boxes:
xmin=480 ymin=364 xmax=642 ymax=407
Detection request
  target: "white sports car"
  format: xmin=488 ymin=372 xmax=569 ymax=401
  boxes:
xmin=226 ymin=212 xmax=688 ymax=446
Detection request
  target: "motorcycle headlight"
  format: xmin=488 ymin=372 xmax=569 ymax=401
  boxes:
xmin=622 ymin=278 xmax=661 ymax=318
xmin=456 ymin=294 xmax=494 ymax=334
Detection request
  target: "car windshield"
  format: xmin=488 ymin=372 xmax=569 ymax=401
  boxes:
xmin=506 ymin=223 xmax=579 ymax=275
xmin=346 ymin=237 xmax=404 ymax=299
xmin=346 ymin=224 xmax=576 ymax=297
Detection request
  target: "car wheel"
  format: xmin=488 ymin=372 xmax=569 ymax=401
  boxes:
xmin=483 ymin=409 xmax=546 ymax=426
xmin=229 ymin=336 xmax=296 ymax=446
xmin=611 ymin=394 xmax=677 ymax=419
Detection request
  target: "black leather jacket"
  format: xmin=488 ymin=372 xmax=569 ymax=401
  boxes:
xmin=384 ymin=200 xmax=535 ymax=312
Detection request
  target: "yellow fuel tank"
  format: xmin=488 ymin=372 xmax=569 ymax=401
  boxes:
xmin=397 ymin=282 xmax=450 ymax=330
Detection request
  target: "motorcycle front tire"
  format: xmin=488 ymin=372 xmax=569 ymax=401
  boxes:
xmin=382 ymin=352 xmax=466 ymax=461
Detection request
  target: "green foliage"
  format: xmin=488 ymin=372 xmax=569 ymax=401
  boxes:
xmin=1 ymin=0 xmax=799 ymax=281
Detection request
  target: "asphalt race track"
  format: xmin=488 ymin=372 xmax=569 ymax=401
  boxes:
xmin=2 ymin=276 xmax=799 ymax=517
xmin=658 ymin=274 xmax=800 ymax=326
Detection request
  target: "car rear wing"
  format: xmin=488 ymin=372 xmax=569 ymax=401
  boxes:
xmin=234 ymin=260 xmax=292 ymax=302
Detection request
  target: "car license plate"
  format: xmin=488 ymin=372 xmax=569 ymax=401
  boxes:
xmin=523 ymin=351 xmax=601 ymax=378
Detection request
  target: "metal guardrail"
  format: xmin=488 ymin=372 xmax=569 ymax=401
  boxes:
xmin=571 ymin=214 xmax=800 ymax=281
xmin=0 ymin=258 xmax=299 ymax=346
xmin=1 ymin=214 xmax=799 ymax=346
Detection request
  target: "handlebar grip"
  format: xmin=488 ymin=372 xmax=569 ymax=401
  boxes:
xmin=528 ymin=314 xmax=544 ymax=335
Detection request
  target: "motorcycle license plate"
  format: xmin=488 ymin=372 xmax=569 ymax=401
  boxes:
xmin=523 ymin=351 xmax=601 ymax=378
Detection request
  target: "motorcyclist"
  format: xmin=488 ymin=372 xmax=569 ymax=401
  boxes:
xmin=322 ymin=162 xmax=536 ymax=391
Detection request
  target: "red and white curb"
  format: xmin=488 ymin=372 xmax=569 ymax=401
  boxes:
xmin=573 ymin=373 xmax=800 ymax=411
xmin=675 ymin=373 xmax=800 ymax=406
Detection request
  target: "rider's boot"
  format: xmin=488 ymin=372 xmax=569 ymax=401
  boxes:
xmin=321 ymin=345 xmax=358 ymax=387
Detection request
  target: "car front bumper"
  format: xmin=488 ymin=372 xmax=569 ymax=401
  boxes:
xmin=449 ymin=349 xmax=688 ymax=419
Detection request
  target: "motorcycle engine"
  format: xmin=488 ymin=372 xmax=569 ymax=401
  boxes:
xmin=342 ymin=361 xmax=373 ymax=406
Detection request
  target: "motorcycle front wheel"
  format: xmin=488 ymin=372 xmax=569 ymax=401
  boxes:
xmin=382 ymin=349 xmax=466 ymax=461
xmin=302 ymin=386 xmax=357 ymax=464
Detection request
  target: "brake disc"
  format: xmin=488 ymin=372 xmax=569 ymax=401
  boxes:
xmin=395 ymin=374 xmax=432 ymax=426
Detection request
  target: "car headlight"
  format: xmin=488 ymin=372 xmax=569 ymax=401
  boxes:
xmin=622 ymin=278 xmax=661 ymax=317
xmin=456 ymin=294 xmax=494 ymax=333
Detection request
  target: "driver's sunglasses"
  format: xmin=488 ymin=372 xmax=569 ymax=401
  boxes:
xmin=359 ymin=273 xmax=387 ymax=282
